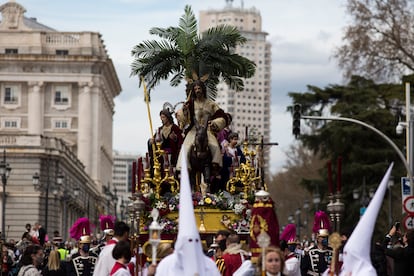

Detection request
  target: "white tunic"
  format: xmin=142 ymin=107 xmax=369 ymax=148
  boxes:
xmin=155 ymin=253 xmax=220 ymax=276
xmin=283 ymin=254 xmax=301 ymax=276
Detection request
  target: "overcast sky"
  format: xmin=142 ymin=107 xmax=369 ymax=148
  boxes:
xmin=13 ymin=0 xmax=349 ymax=174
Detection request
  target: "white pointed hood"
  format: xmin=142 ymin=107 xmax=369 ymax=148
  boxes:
xmin=340 ymin=163 xmax=393 ymax=276
xmin=174 ymin=153 xmax=206 ymax=273
xmin=155 ymin=152 xmax=220 ymax=276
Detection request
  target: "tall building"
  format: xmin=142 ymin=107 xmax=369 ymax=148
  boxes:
xmin=112 ymin=151 xmax=138 ymax=221
xmin=199 ymin=1 xmax=272 ymax=176
xmin=0 ymin=1 xmax=121 ymax=240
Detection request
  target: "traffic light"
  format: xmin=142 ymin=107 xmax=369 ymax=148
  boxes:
xmin=292 ymin=103 xmax=301 ymax=138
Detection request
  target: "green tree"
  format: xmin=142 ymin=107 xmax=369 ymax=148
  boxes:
xmin=269 ymin=143 xmax=324 ymax=230
xmin=130 ymin=5 xmax=256 ymax=98
xmin=288 ymin=75 xmax=406 ymax=231
xmin=335 ymin=0 xmax=414 ymax=81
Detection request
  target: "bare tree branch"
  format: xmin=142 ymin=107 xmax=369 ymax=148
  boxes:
xmin=335 ymin=0 xmax=414 ymax=81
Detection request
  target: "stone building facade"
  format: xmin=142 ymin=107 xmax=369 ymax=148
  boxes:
xmin=0 ymin=1 xmax=121 ymax=240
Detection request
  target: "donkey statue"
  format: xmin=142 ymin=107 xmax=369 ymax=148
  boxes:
xmin=189 ymin=116 xmax=212 ymax=194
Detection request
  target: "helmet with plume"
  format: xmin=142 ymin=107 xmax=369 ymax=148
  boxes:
xmin=312 ymin=211 xmax=331 ymax=237
xmin=99 ymin=214 xmax=116 ymax=237
xmin=280 ymin=223 xmax=297 ymax=252
xmin=70 ymin=217 xmax=93 ymax=244
xmin=280 ymin=223 xmax=297 ymax=245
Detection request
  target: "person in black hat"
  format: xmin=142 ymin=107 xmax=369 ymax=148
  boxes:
xmin=67 ymin=218 xmax=98 ymax=276
xmin=280 ymin=224 xmax=300 ymax=276
xmin=301 ymin=211 xmax=333 ymax=276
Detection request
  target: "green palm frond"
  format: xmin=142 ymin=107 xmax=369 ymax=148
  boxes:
xmin=130 ymin=5 xmax=256 ymax=98
xmin=131 ymin=39 xmax=176 ymax=59
xmin=201 ymin=25 xmax=247 ymax=49
xmin=221 ymin=75 xmax=245 ymax=92
xmin=170 ymin=72 xmax=184 ymax=87
xmin=176 ymin=5 xmax=198 ymax=64
xmin=205 ymin=78 xmax=219 ymax=100
xmin=179 ymin=5 xmax=198 ymax=43
xmin=131 ymin=49 xmax=183 ymax=90
xmin=149 ymin=27 xmax=180 ymax=41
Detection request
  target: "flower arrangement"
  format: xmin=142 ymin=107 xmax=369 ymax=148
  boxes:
xmin=143 ymin=216 xmax=178 ymax=234
xmin=142 ymin=191 xmax=254 ymax=234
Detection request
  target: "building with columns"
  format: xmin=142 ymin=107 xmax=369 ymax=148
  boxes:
xmin=0 ymin=1 xmax=121 ymax=240
xmin=199 ymin=1 xmax=272 ymax=175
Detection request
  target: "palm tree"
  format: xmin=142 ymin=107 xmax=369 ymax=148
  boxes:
xmin=130 ymin=5 xmax=256 ymax=99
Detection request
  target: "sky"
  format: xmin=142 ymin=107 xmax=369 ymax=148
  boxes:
xmin=11 ymin=0 xmax=349 ymax=174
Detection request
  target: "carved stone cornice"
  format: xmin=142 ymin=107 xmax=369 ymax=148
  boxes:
xmin=28 ymin=81 xmax=44 ymax=88
xmin=0 ymin=1 xmax=27 ymax=30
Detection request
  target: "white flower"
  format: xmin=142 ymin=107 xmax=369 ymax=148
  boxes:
xmin=228 ymin=199 xmax=235 ymax=208
xmin=234 ymin=203 xmax=245 ymax=214
xmin=155 ymin=201 xmax=166 ymax=209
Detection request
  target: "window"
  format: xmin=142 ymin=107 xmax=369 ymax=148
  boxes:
xmin=53 ymin=85 xmax=71 ymax=106
xmin=4 ymin=87 xmax=18 ymax=104
xmin=52 ymin=119 xmax=71 ymax=129
xmin=56 ymin=50 xmax=69 ymax=55
xmin=1 ymin=118 xmax=20 ymax=129
xmin=55 ymin=121 xmax=67 ymax=128
xmin=52 ymin=85 xmax=71 ymax=110
xmin=5 ymin=121 xmax=17 ymax=128
xmin=5 ymin=48 xmax=18 ymax=54
xmin=54 ymin=91 xmax=68 ymax=104
xmin=2 ymin=84 xmax=21 ymax=107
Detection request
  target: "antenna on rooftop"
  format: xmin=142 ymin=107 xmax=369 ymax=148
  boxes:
xmin=241 ymin=0 xmax=244 ymax=9
xmin=225 ymin=0 xmax=233 ymax=8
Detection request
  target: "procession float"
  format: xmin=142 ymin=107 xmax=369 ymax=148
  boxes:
xmin=126 ymin=5 xmax=280 ymax=267
xmin=124 ymin=80 xmax=280 ymax=267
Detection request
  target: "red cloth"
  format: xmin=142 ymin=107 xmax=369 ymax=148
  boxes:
xmin=107 ymin=240 xmax=134 ymax=276
xmin=156 ymin=124 xmax=183 ymax=167
xmin=222 ymin=253 xmax=243 ymax=276
xmin=249 ymin=198 xmax=280 ymax=259
xmin=285 ymin=253 xmax=296 ymax=261
xmin=107 ymin=239 xmax=118 ymax=246
xmin=31 ymin=236 xmax=40 ymax=244
xmin=127 ymin=262 xmax=135 ymax=275
xmin=110 ymin=261 xmax=127 ymax=276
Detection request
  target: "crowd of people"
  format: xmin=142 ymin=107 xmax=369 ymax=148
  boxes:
xmin=2 ymin=82 xmax=413 ymax=276
xmin=1 ymin=217 xmax=413 ymax=275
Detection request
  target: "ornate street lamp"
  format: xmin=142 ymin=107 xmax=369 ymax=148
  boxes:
xmin=112 ymin=188 xmax=118 ymax=218
xmin=104 ymin=185 xmax=113 ymax=214
xmin=313 ymin=192 xmax=321 ymax=211
xmin=74 ymin=186 xmax=80 ymax=197
xmin=295 ymin=208 xmax=301 ymax=240
xmin=32 ymin=169 xmax=64 ymax=231
xmin=303 ymin=200 xmax=310 ymax=237
xmin=352 ymin=188 xmax=360 ymax=200
xmin=120 ymin=200 xmax=126 ymax=221
xmin=287 ymin=214 xmax=295 ymax=224
xmin=353 ymin=177 xmax=373 ymax=218
xmin=327 ymin=193 xmax=345 ymax=233
xmin=0 ymin=150 xmax=12 ymax=242
xmin=388 ymin=177 xmax=394 ymax=227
